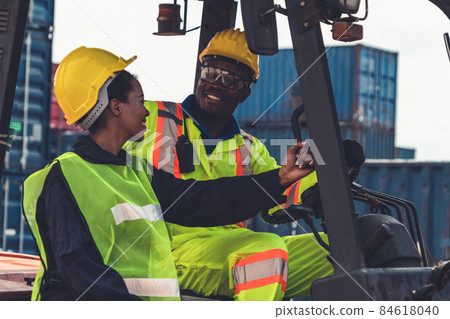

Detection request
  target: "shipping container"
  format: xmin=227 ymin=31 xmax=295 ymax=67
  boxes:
xmin=352 ymin=45 xmax=398 ymax=129
xmin=242 ymin=123 xmax=395 ymax=161
xmin=395 ymin=147 xmax=416 ymax=159
xmin=236 ymin=45 xmax=398 ymax=131
xmin=6 ymin=30 xmax=53 ymax=172
xmin=340 ymin=125 xmax=395 ymax=159
xmin=235 ymin=49 xmax=301 ymax=125
xmin=47 ymin=131 xmax=84 ymax=160
xmin=1 ymin=1 xmax=54 ymax=253
xmin=0 ymin=172 xmax=36 ymax=254
xmin=27 ymin=0 xmax=54 ymax=28
xmin=355 ymin=161 xmax=450 ymax=261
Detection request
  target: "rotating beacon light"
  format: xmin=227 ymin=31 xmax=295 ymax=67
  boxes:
xmin=154 ymin=0 xmax=188 ymax=36
xmin=320 ymin=0 xmax=365 ymax=42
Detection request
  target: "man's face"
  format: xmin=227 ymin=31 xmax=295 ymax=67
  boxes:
xmin=195 ymin=59 xmax=252 ymax=120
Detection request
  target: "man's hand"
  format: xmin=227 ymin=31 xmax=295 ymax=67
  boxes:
xmin=279 ymin=142 xmax=315 ymax=188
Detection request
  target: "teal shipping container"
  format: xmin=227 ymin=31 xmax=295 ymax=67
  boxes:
xmin=235 ymin=45 xmax=398 ymax=130
xmin=395 ymin=147 xmax=416 ymax=159
xmin=355 ymin=161 xmax=450 ymax=261
xmin=1 ymin=0 xmax=54 ymax=253
xmin=242 ymin=124 xmax=395 ymax=161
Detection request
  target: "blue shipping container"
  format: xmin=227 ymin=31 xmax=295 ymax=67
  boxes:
xmin=356 ymin=161 xmax=450 ymax=261
xmin=28 ymin=0 xmax=54 ymax=27
xmin=0 ymin=173 xmax=36 ymax=254
xmin=1 ymin=0 xmax=54 ymax=253
xmin=237 ymin=45 xmax=398 ymax=131
xmin=395 ymin=147 xmax=416 ymax=160
xmin=48 ymin=131 xmax=84 ymax=160
xmin=242 ymin=123 xmax=395 ymax=161
xmin=7 ymin=28 xmax=53 ymax=172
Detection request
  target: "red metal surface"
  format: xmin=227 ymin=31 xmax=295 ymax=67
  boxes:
xmin=0 ymin=252 xmax=40 ymax=301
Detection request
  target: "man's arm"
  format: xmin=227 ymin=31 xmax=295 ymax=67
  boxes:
xmin=153 ymin=142 xmax=314 ymax=226
xmin=152 ymin=167 xmax=286 ymax=226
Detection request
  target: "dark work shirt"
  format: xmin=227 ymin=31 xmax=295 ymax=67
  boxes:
xmin=34 ymin=135 xmax=286 ymax=300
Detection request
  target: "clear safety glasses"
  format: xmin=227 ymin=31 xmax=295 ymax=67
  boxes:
xmin=200 ymin=66 xmax=247 ymax=90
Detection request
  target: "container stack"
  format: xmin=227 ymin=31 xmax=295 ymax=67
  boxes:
xmin=47 ymin=63 xmax=83 ymax=160
xmin=356 ymin=161 xmax=450 ymax=261
xmin=236 ymin=45 xmax=409 ymax=162
xmin=0 ymin=0 xmax=54 ymax=254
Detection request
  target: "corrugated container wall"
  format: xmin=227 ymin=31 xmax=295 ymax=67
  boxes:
xmin=327 ymin=45 xmax=398 ymax=129
xmin=48 ymin=63 xmax=83 ymax=160
xmin=355 ymin=162 xmax=450 ymax=261
xmin=237 ymin=45 xmax=399 ymax=160
xmin=243 ymin=124 xmax=395 ymax=163
xmin=395 ymin=147 xmax=416 ymax=160
xmin=1 ymin=0 xmax=54 ymax=254
xmin=235 ymin=49 xmax=300 ymax=125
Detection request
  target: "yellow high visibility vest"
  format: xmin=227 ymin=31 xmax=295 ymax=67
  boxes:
xmin=124 ymin=100 xmax=318 ymax=224
xmin=22 ymin=152 xmax=180 ymax=300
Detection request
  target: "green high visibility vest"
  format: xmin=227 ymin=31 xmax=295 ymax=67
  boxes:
xmin=124 ymin=100 xmax=272 ymax=180
xmin=22 ymin=152 xmax=180 ymax=301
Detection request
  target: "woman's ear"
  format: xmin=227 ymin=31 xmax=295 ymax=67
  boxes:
xmin=109 ymin=98 xmax=121 ymax=116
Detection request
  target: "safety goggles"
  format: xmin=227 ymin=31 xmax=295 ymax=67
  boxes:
xmin=200 ymin=66 xmax=248 ymax=90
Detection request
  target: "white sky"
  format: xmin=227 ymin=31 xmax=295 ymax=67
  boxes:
xmin=52 ymin=0 xmax=450 ymax=161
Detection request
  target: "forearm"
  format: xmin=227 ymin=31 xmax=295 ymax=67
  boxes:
xmin=153 ymin=168 xmax=287 ymax=226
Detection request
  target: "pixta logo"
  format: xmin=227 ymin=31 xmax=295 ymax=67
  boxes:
xmin=124 ymin=128 xmax=177 ymax=175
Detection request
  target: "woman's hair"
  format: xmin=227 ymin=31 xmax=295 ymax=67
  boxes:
xmin=77 ymin=70 xmax=137 ymax=133
xmin=107 ymin=70 xmax=136 ymax=104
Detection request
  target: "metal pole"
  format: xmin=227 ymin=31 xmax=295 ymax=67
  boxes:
xmin=285 ymin=0 xmax=365 ymax=273
xmin=193 ymin=0 xmax=237 ymax=92
xmin=0 ymin=0 xmax=31 ymax=179
xmin=2 ymin=178 xmax=9 ymax=250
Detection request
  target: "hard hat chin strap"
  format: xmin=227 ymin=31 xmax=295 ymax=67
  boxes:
xmin=78 ymin=76 xmax=116 ymax=130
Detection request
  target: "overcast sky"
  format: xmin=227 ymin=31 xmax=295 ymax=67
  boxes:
xmin=52 ymin=0 xmax=450 ymax=161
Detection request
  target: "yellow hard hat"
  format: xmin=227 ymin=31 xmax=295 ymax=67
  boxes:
xmin=54 ymin=46 xmax=136 ymax=125
xmin=199 ymin=28 xmax=259 ymax=80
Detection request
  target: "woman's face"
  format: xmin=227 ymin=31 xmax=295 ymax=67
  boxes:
xmin=120 ymin=78 xmax=149 ymax=140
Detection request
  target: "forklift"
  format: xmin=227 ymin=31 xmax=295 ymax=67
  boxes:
xmin=0 ymin=0 xmax=449 ymax=300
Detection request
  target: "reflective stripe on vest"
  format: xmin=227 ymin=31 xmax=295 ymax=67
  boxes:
xmin=111 ymin=203 xmax=163 ymax=225
xmin=232 ymin=249 xmax=288 ymax=294
xmin=283 ymin=180 xmax=300 ymax=208
xmin=235 ymin=130 xmax=253 ymax=176
xmin=153 ymin=101 xmax=183 ymax=178
xmin=124 ymin=278 xmax=180 ymax=298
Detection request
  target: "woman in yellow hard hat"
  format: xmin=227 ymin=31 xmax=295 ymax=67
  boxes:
xmin=21 ymin=46 xmax=314 ymax=300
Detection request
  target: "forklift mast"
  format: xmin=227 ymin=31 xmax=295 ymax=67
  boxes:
xmin=189 ymin=0 xmax=450 ymax=300
xmin=0 ymin=0 xmax=30 ymax=179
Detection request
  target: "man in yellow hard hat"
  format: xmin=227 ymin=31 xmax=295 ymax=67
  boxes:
xmin=127 ymin=29 xmax=333 ymax=300
xmin=21 ymin=46 xmax=314 ymax=300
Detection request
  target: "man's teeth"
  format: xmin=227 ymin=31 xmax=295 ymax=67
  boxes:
xmin=207 ymin=94 xmax=221 ymax=101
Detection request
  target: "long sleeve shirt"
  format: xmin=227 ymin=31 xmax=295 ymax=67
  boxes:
xmin=35 ymin=135 xmax=287 ymax=300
